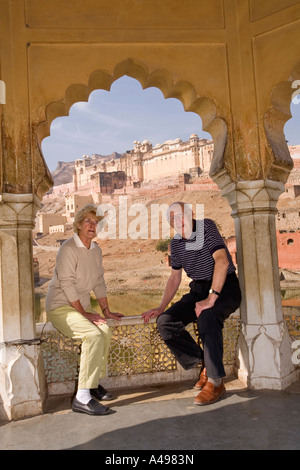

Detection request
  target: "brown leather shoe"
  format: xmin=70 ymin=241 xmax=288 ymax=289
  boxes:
xmin=194 ymin=381 xmax=226 ymax=406
xmin=194 ymin=367 xmax=207 ymax=390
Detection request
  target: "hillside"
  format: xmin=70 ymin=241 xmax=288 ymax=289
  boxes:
xmin=34 ymin=187 xmax=299 ymax=299
xmin=51 ymin=161 xmax=76 ymax=186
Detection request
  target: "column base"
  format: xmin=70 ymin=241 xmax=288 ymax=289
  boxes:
xmin=0 ymin=343 xmax=46 ymax=421
xmin=236 ymin=321 xmax=300 ymax=390
xmin=237 ymin=367 xmax=300 ymax=391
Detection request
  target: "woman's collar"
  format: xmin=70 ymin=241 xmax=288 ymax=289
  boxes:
xmin=73 ymin=233 xmax=96 ymax=250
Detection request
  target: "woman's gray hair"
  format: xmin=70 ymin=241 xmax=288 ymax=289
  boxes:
xmin=73 ymin=204 xmax=104 ymax=234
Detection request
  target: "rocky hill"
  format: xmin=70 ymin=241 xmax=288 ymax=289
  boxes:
xmin=51 ymin=161 xmax=76 ymax=186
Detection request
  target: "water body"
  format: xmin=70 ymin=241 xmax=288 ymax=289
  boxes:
xmin=281 ymin=287 xmax=300 ymax=306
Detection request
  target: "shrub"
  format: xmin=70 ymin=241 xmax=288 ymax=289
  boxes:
xmin=156 ymin=239 xmax=170 ymax=253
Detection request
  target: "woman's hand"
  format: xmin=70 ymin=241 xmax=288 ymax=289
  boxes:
xmin=103 ymin=309 xmax=124 ymax=321
xmin=83 ymin=311 xmax=107 ymax=325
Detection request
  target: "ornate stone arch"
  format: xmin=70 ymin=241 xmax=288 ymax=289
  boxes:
xmin=264 ymin=60 xmax=300 ymax=183
xmin=35 ymin=57 xmax=228 ymax=197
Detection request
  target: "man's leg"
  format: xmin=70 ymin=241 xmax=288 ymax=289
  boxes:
xmin=156 ymin=293 xmax=203 ymax=370
xmin=194 ymin=274 xmax=241 ymax=405
xmin=197 ymin=306 xmax=226 ymax=379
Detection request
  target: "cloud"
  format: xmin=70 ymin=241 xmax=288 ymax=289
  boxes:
xmin=70 ymin=101 xmax=136 ymax=130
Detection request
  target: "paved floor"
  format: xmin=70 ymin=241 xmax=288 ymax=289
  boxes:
xmin=1 ymin=377 xmax=300 ymax=451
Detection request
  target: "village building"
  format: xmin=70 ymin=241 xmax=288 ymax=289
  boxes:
xmin=277 ymin=209 xmax=300 ymax=232
xmin=277 ymin=231 xmax=300 ymax=271
xmin=64 ymin=193 xmax=95 ymax=220
xmin=35 ymin=213 xmax=67 ymax=235
xmin=49 ymin=224 xmax=65 ymax=234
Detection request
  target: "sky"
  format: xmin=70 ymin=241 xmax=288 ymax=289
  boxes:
xmin=41 ymin=75 xmax=300 ymax=173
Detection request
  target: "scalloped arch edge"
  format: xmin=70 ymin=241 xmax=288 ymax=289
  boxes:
xmin=36 ymin=57 xmax=227 ymax=179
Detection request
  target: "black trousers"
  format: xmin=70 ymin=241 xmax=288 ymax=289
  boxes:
xmin=156 ymin=272 xmax=242 ymax=379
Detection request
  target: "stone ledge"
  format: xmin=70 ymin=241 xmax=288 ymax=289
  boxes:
xmin=37 ymin=313 xmax=241 ymax=395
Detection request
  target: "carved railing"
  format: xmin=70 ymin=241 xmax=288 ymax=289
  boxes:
xmin=37 ymin=307 xmax=300 ymax=395
xmin=37 ymin=312 xmax=241 ymax=395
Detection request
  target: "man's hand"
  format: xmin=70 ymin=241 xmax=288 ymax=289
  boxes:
xmin=194 ymin=248 xmax=228 ymax=318
xmin=142 ymin=268 xmax=181 ymax=324
xmin=142 ymin=307 xmax=164 ymax=324
xmin=195 ymin=295 xmax=217 ymax=317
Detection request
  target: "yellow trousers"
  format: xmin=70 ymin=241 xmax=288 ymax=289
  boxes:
xmin=47 ymin=305 xmax=111 ymax=389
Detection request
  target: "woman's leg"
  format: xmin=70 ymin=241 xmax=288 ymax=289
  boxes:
xmin=47 ymin=305 xmax=111 ymax=390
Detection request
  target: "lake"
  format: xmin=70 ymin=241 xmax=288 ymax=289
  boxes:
xmin=281 ymin=287 xmax=300 ymax=306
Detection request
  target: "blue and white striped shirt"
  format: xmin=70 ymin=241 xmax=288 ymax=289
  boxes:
xmin=170 ymin=219 xmax=235 ymax=280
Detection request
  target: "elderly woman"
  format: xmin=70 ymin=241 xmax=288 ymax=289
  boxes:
xmin=46 ymin=204 xmax=123 ymax=416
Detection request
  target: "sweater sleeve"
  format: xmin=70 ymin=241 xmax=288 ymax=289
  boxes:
xmin=93 ymin=246 xmax=107 ymax=299
xmin=55 ymin=243 xmax=80 ymax=303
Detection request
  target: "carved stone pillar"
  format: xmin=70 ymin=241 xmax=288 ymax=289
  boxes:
xmin=0 ymin=193 xmax=46 ymax=421
xmin=216 ymin=173 xmax=298 ymax=389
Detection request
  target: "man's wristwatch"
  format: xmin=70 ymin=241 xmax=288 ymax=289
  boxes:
xmin=209 ymin=288 xmax=220 ymax=296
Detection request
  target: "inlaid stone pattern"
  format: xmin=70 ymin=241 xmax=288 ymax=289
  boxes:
xmin=41 ymin=329 xmax=81 ymax=383
xmin=40 ymin=315 xmax=242 ymax=385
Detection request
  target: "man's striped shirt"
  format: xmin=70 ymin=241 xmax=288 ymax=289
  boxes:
xmin=170 ymin=219 xmax=236 ymax=280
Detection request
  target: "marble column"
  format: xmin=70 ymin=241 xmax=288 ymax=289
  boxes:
xmin=0 ymin=193 xmax=46 ymax=421
xmin=218 ymin=174 xmax=299 ymax=389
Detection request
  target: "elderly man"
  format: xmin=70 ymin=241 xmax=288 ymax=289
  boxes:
xmin=142 ymin=202 xmax=241 ymax=405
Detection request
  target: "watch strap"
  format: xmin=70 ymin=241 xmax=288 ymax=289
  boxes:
xmin=209 ymin=288 xmax=220 ymax=296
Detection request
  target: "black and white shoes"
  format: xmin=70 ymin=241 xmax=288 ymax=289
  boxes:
xmin=72 ymin=384 xmax=114 ymax=415
xmin=90 ymin=384 xmax=114 ymax=401
xmin=72 ymin=397 xmax=112 ymax=415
